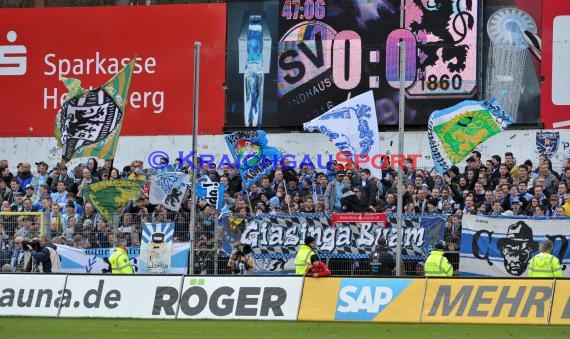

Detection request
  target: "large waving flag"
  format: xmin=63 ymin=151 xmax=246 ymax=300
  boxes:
xmin=149 ymin=172 xmax=190 ymax=212
xmin=427 ymin=98 xmax=513 ymax=174
xmin=303 ymin=91 xmax=382 ymax=179
xmin=81 ymin=179 xmax=143 ymax=222
xmin=54 ymin=59 xmax=136 ymax=163
xmin=225 ymin=130 xmax=282 ymax=189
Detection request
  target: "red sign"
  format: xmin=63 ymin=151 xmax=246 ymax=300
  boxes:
xmin=541 ymin=0 xmax=570 ymax=129
xmin=0 ymin=4 xmax=226 ymax=137
xmin=331 ymin=213 xmax=387 ymax=226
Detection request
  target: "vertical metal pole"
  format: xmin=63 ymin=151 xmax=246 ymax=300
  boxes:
xmin=399 ymin=0 xmax=405 ymax=28
xmin=189 ymin=42 xmax=201 ymax=274
xmin=396 ymin=41 xmax=406 ymax=276
xmin=214 ymin=217 xmax=219 ymax=275
xmin=477 ymin=0 xmax=484 ymax=100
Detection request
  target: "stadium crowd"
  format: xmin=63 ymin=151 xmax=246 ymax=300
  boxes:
xmin=1 ymin=150 xmax=569 ymax=273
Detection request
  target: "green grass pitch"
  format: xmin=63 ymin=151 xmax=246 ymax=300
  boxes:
xmin=0 ymin=318 xmax=569 ymax=339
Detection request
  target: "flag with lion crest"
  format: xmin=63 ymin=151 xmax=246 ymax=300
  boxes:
xmin=54 ymin=59 xmax=135 ymax=163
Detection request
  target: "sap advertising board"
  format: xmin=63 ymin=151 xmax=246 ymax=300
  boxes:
xmin=334 ymin=279 xmax=414 ymax=321
xmin=298 ymin=278 xmax=425 ymax=322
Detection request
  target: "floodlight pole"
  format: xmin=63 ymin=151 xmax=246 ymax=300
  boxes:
xmin=189 ymin=42 xmax=201 ymax=274
xmin=395 ymin=41 xmax=406 ymax=276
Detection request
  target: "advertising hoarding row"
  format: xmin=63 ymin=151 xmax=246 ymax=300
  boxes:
xmin=1 ymin=274 xmax=568 ymax=325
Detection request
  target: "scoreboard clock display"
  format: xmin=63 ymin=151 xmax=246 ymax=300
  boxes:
xmin=277 ymin=0 xmax=479 ymax=126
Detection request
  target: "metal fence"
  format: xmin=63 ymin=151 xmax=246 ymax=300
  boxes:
xmin=314 ymin=252 xmax=460 ymax=277
xmin=0 ymin=211 xmax=462 ymax=276
xmin=221 ymin=212 xmax=459 ymax=276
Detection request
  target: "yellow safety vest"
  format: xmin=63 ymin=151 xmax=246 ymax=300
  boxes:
xmin=109 ymin=247 xmax=134 ymax=274
xmin=295 ymin=245 xmax=315 ymax=275
xmin=424 ymin=250 xmax=453 ymax=277
xmin=528 ymin=252 xmax=562 ymax=278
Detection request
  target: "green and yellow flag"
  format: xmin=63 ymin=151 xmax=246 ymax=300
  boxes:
xmin=427 ymin=98 xmax=513 ymax=174
xmin=81 ymin=179 xmax=143 ymax=222
xmin=54 ymin=59 xmax=136 ymax=163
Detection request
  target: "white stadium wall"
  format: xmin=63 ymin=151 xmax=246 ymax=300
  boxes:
xmin=2 ymin=129 xmax=570 ymax=173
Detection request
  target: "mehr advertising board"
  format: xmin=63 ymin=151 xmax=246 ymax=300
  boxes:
xmin=551 ymin=280 xmax=570 ymax=325
xmin=422 ymin=279 xmax=554 ymax=325
xmin=0 ymin=5 xmax=226 ymax=137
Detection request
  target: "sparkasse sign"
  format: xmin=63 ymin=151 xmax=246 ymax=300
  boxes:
xmin=0 ymin=5 xmax=226 ymax=137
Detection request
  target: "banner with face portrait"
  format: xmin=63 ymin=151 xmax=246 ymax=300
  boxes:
xmin=139 ymin=222 xmax=174 ymax=274
xmin=460 ymin=215 xmax=570 ymax=277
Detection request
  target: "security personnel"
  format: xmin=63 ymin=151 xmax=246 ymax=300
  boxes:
xmin=424 ymin=240 xmax=453 ymax=277
xmin=295 ymin=236 xmax=316 ymax=275
xmin=370 ymin=238 xmax=396 ymax=276
xmin=528 ymin=239 xmax=562 ymax=278
xmin=109 ymin=239 xmax=134 ymax=274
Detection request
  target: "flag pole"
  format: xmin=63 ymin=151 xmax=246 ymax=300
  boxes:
xmin=246 ymin=191 xmax=254 ymax=214
xmin=189 ymin=42 xmax=201 ymax=274
xmin=395 ymin=40 xmax=406 ymax=276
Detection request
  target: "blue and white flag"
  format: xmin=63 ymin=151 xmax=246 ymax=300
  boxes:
xmin=58 ymin=243 xmax=189 ymax=274
xmin=58 ymin=245 xmax=110 ymax=273
xmin=225 ymin=130 xmax=282 ymax=189
xmin=217 ymin=184 xmax=227 ymax=211
xmin=303 ymin=91 xmax=382 ymax=179
xmin=139 ymin=222 xmax=175 ymax=274
xmin=149 ymin=172 xmax=190 ymax=212
xmin=196 ymin=176 xmax=226 ymax=210
xmin=218 ymin=204 xmax=231 ymax=221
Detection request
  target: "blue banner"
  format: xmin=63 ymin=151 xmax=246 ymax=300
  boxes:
xmin=224 ymin=130 xmax=282 ymax=189
xmin=221 ymin=214 xmax=446 ymax=274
